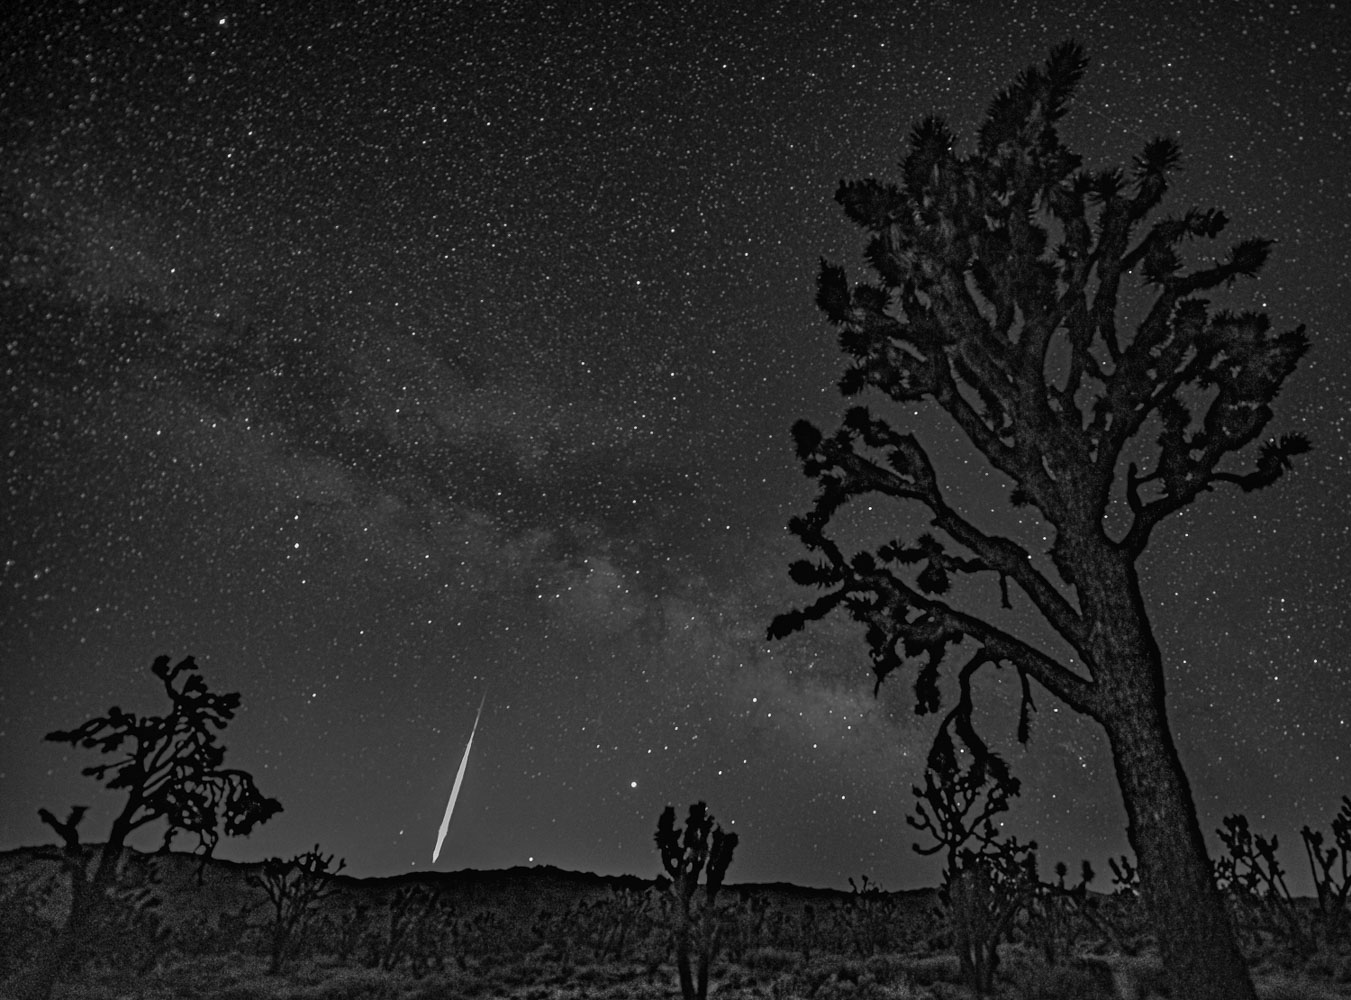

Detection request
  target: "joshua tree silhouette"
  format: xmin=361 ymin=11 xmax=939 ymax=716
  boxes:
xmin=772 ymin=41 xmax=1309 ymax=999
xmin=13 ymin=654 xmax=281 ymax=1000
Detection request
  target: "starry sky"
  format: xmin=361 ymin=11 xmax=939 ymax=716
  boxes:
xmin=2 ymin=1 xmax=1348 ymax=894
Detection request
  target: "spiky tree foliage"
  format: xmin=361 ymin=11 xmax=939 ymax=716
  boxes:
xmin=946 ymin=841 xmax=1039 ymax=995
xmin=1302 ymin=795 xmax=1351 ymax=947
xmin=250 ymin=845 xmax=347 ymax=974
xmin=12 ymin=655 xmax=281 ymax=1000
xmin=42 ymin=655 xmax=282 ymax=860
xmin=907 ymin=729 xmax=1021 ymax=877
xmin=654 ymin=802 xmax=738 ymax=1000
xmin=771 ymin=42 xmax=1310 ymax=999
xmin=908 ymin=739 xmax=1035 ymax=994
xmin=1215 ymin=813 xmax=1313 ymax=957
xmin=1023 ymin=859 xmax=1097 ymax=967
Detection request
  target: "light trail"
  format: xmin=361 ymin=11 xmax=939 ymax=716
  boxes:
xmin=432 ymin=690 xmax=486 ymax=864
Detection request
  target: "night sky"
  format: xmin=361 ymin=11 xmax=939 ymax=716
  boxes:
xmin=3 ymin=1 xmax=1348 ymax=894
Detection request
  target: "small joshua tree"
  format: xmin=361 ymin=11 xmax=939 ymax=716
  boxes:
xmin=365 ymin=883 xmax=445 ymax=972
xmin=845 ymin=874 xmax=897 ymax=956
xmin=908 ymin=732 xmax=1035 ymax=994
xmin=654 ymin=802 xmax=738 ymax=1000
xmin=14 ymin=654 xmax=281 ymax=1000
xmin=1215 ymin=813 xmax=1313 ymax=957
xmin=1023 ymin=859 xmax=1096 ymax=966
xmin=250 ymin=845 xmax=346 ymax=974
xmin=1093 ymin=854 xmax=1152 ymax=955
xmin=908 ymin=728 xmax=1021 ymax=877
xmin=947 ymin=843 xmax=1038 ymax=994
xmin=1302 ymin=795 xmax=1351 ymax=948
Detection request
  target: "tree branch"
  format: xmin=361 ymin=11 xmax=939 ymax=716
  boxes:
xmin=813 ymin=412 xmax=1088 ymax=652
xmin=38 ymin=806 xmax=87 ymax=856
xmin=850 ymin=557 xmax=1102 ymax=719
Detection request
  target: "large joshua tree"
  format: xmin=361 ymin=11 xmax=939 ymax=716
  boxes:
xmin=771 ymin=42 xmax=1308 ymax=999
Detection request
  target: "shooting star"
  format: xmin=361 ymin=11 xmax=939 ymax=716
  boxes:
xmin=432 ymin=690 xmax=486 ymax=864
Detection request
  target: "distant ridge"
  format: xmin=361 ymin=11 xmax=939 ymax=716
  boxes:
xmin=0 ymin=842 xmax=937 ymax=910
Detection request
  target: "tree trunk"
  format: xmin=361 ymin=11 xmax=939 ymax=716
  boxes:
xmin=1106 ymin=697 xmax=1256 ymax=999
xmin=9 ymin=831 xmax=130 ymax=1000
xmin=673 ymin=913 xmax=696 ymax=1000
xmin=697 ymin=942 xmax=710 ymax=1000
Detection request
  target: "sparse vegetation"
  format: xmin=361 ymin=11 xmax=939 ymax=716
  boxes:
xmin=6 ymin=826 xmax=1351 ymax=999
xmin=1216 ymin=812 xmax=1315 ymax=958
xmin=1304 ymin=797 xmax=1351 ymax=950
xmin=1022 ymin=860 xmax=1097 ymax=969
xmin=249 ymin=845 xmax=346 ymax=974
xmin=1213 ymin=800 xmax=1351 ymax=967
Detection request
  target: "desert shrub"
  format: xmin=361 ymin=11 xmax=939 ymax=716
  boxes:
xmin=1248 ymin=970 xmax=1349 ymax=1000
xmin=409 ymin=897 xmax=468 ymax=977
xmin=249 ymin=845 xmax=346 ymax=974
xmin=793 ymin=956 xmax=862 ymax=996
xmin=155 ymin=953 xmax=242 ymax=992
xmin=537 ymin=888 xmax=657 ymax=966
xmin=862 ymin=953 xmax=910 ymax=985
xmin=297 ymin=966 xmax=404 ymax=1000
xmin=320 ymin=898 xmax=372 ymax=964
xmin=843 ymin=875 xmax=897 ymax=957
xmin=401 ymin=974 xmax=479 ymax=1000
xmin=172 ymin=902 xmax=255 ymax=958
xmin=1302 ymin=949 xmax=1351 ymax=983
xmin=744 ymin=945 xmax=801 ymax=973
xmin=1005 ymin=958 xmax=1117 ymax=1000
xmin=786 ymin=957 xmax=928 ymax=1000
xmin=899 ymin=952 xmax=962 ymax=986
xmin=585 ymin=886 xmax=663 ymax=962
xmin=51 ymin=853 xmax=175 ymax=979
xmin=0 ymin=869 xmax=60 ymax=977
xmin=775 ymin=901 xmax=819 ymax=962
xmin=362 ymin=884 xmax=448 ymax=972
xmin=719 ymin=893 xmax=770 ymax=963
xmin=462 ymin=905 xmax=535 ymax=964
xmin=208 ymin=983 xmax=281 ymax=1000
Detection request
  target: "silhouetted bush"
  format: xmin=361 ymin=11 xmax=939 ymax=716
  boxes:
xmin=364 ymin=884 xmax=444 ymax=972
xmin=0 ymin=870 xmax=59 ymax=978
xmin=324 ymin=897 xmax=372 ymax=964
xmin=249 ymin=844 xmax=346 ymax=973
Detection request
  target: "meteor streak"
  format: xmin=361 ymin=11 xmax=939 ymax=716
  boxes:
xmin=432 ymin=691 xmax=486 ymax=863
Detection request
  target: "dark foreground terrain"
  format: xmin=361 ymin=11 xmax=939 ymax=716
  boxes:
xmin=3 ymin=846 xmax=1349 ymax=999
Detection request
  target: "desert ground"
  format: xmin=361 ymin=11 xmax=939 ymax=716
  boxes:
xmin=4 ymin=846 xmax=1351 ymax=1000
